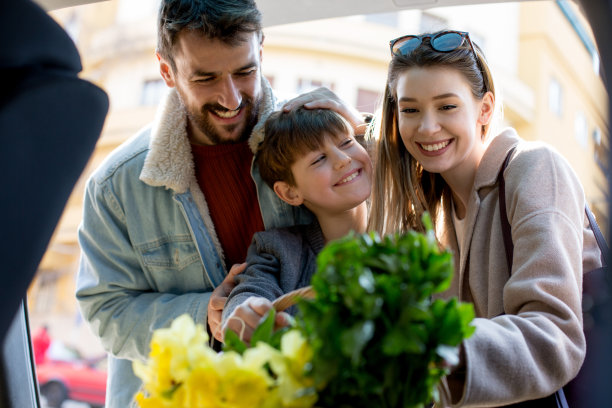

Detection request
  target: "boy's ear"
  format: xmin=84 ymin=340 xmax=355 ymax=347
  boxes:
xmin=273 ymin=181 xmax=303 ymax=206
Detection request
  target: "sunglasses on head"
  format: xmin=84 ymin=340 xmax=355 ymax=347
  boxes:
xmin=389 ymin=30 xmax=476 ymax=58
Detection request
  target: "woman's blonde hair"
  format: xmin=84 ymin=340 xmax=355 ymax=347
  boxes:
xmin=368 ymin=31 xmax=496 ymax=235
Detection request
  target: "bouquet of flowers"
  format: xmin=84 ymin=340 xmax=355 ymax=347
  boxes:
xmin=133 ymin=313 xmax=316 ymax=408
xmin=134 ymin=216 xmax=475 ymax=408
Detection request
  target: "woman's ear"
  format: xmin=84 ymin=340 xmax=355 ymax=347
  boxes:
xmin=479 ymin=91 xmax=495 ymax=125
xmin=273 ymin=181 xmax=303 ymax=206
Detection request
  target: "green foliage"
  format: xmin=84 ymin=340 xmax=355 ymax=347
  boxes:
xmin=295 ymin=214 xmax=475 ymax=408
xmin=223 ymin=309 xmax=290 ymax=354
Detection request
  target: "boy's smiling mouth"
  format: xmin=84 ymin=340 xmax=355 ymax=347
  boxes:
xmin=335 ymin=168 xmax=361 ymax=186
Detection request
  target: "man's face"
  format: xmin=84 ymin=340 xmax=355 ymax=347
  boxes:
xmin=159 ymin=31 xmax=263 ymax=145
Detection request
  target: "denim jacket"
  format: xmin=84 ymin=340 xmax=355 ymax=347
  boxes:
xmin=76 ymin=79 xmax=313 ymax=408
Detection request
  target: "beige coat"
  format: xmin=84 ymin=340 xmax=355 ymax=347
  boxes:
xmin=437 ymin=128 xmax=602 ymax=407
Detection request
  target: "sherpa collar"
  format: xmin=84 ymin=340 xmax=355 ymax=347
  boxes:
xmin=139 ymin=76 xmax=277 ymax=193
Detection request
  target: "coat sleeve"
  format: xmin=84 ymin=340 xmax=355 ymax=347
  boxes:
xmin=222 ymin=230 xmax=289 ymax=325
xmin=75 ymin=174 xmax=211 ymax=362
xmin=458 ymin=145 xmax=597 ymax=406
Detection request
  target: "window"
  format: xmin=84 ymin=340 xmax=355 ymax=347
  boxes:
xmin=574 ymin=112 xmax=588 ymax=148
xmin=356 ymin=88 xmax=382 ymax=115
xmin=140 ymin=79 xmax=166 ymax=106
xmin=548 ymin=77 xmax=563 ymax=116
xmin=296 ymin=78 xmax=334 ymax=95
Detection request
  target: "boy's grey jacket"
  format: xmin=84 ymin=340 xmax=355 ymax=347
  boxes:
xmin=222 ymin=221 xmax=325 ymax=324
xmin=75 ymin=78 xmax=313 ymax=408
xmin=438 ymin=129 xmax=602 ymax=407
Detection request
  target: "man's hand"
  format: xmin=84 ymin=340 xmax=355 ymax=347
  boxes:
xmin=282 ymin=87 xmax=364 ymax=130
xmin=207 ymin=262 xmax=246 ymax=342
xmin=221 ymin=296 xmax=291 ymax=343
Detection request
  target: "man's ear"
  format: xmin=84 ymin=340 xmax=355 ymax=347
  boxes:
xmin=273 ymin=181 xmax=303 ymax=206
xmin=156 ymin=52 xmax=176 ymax=88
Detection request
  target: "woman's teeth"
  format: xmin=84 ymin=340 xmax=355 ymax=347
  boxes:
xmin=420 ymin=140 xmax=450 ymax=152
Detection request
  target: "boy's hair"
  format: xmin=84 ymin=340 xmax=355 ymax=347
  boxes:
xmin=257 ymin=108 xmax=352 ymax=188
xmin=157 ymin=0 xmax=262 ymax=70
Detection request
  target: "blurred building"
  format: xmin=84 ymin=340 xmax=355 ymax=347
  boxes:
xmin=29 ymin=0 xmax=608 ymax=356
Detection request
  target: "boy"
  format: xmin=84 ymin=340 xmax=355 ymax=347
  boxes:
xmin=221 ymin=108 xmax=372 ymax=342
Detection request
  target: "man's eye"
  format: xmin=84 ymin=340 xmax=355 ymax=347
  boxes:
xmin=195 ymin=77 xmax=214 ymax=83
xmin=236 ymin=69 xmax=256 ymax=77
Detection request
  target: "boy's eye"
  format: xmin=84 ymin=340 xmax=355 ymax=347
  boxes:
xmin=311 ymin=155 xmax=326 ymax=166
xmin=340 ymin=138 xmax=353 ymax=148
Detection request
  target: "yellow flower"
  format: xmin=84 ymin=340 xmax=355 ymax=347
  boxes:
xmin=134 ymin=315 xmax=317 ymax=408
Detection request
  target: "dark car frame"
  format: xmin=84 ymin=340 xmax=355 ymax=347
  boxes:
xmin=1 ymin=1 xmax=611 ymax=407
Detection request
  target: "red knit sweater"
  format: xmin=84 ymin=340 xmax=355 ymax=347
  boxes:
xmin=191 ymin=141 xmax=265 ymax=267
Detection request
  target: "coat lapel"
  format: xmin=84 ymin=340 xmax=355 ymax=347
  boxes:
xmin=444 ymin=128 xmax=521 ymax=301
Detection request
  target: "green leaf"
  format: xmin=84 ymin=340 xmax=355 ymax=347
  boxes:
xmin=340 ymin=320 xmax=374 ymax=365
xmin=222 ymin=329 xmax=247 ymax=354
xmin=250 ymin=309 xmax=276 ymax=346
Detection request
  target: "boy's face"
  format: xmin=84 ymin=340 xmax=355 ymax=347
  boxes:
xmin=275 ymin=132 xmax=372 ymax=217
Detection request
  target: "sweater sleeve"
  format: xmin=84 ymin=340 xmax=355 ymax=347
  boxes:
xmin=458 ymin=144 xmax=593 ymax=406
xmin=222 ymin=230 xmax=291 ymax=324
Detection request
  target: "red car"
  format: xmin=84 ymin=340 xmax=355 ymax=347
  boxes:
xmin=36 ymin=356 xmax=107 ymax=408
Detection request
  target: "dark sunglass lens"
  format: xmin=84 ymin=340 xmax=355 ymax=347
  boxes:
xmin=393 ymin=37 xmax=422 ymax=56
xmin=432 ymin=32 xmax=464 ymax=52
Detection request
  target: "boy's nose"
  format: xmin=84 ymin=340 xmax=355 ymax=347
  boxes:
xmin=334 ymin=152 xmax=352 ymax=170
xmin=217 ymin=76 xmax=242 ymax=111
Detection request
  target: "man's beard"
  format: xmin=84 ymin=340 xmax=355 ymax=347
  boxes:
xmin=183 ymin=94 xmax=261 ymax=145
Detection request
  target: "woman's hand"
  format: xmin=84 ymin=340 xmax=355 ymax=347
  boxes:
xmin=282 ymin=87 xmax=364 ymax=131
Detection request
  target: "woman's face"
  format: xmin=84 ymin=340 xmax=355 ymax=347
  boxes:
xmin=395 ymin=66 xmax=493 ymax=179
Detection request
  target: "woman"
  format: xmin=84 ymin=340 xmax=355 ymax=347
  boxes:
xmin=368 ymin=30 xmax=602 ymax=406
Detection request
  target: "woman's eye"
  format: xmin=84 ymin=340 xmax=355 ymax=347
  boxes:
xmin=441 ymin=104 xmax=457 ymax=111
xmin=400 ymin=107 xmax=418 ymax=114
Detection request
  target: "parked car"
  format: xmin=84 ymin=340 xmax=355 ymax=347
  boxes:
xmin=36 ymin=356 xmax=106 ymax=408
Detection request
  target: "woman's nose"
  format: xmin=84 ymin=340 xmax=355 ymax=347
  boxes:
xmin=418 ymin=111 xmax=441 ymax=135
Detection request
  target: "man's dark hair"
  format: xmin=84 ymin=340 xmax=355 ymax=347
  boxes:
xmin=157 ymin=0 xmax=262 ymax=69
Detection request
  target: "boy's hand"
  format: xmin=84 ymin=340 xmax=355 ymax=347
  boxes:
xmin=282 ymin=87 xmax=363 ymax=130
xmin=222 ymin=296 xmax=291 ymax=343
xmin=207 ymin=262 xmax=246 ymax=341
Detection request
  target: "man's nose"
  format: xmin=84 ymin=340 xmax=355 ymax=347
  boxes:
xmin=217 ymin=76 xmax=242 ymax=111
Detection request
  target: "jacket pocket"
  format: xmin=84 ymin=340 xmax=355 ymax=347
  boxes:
xmin=137 ymin=235 xmax=206 ymax=293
